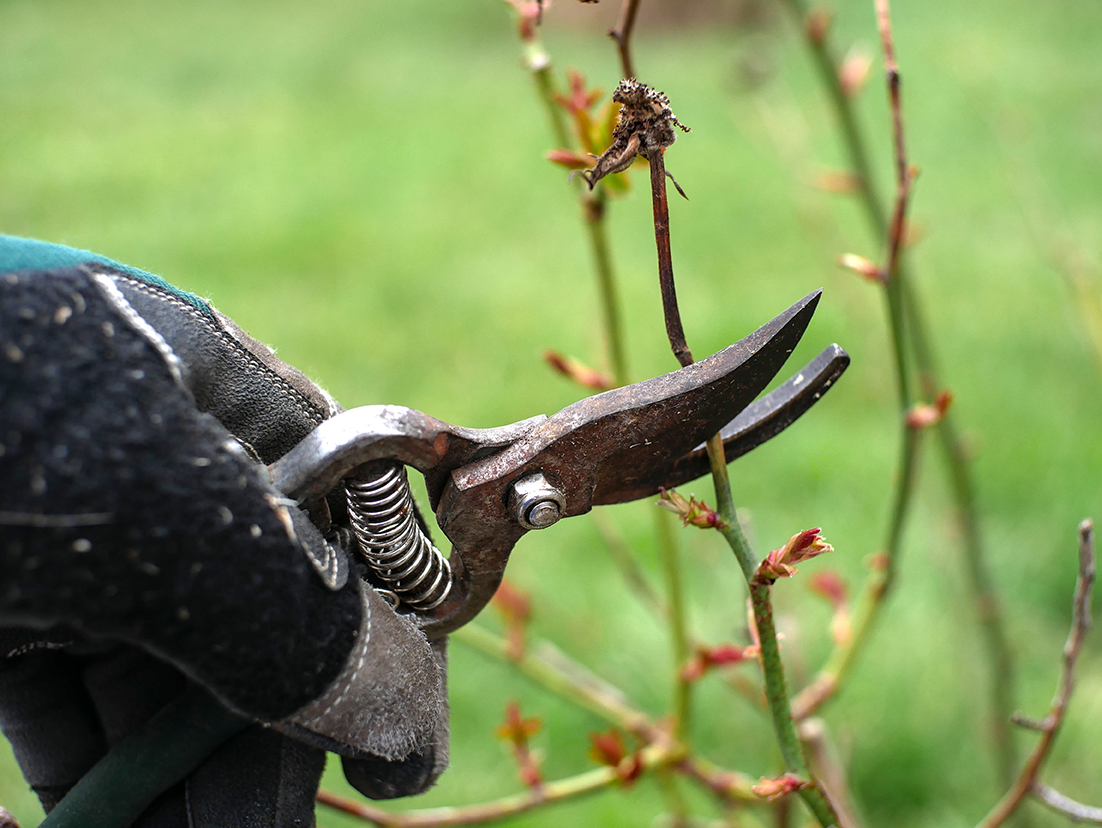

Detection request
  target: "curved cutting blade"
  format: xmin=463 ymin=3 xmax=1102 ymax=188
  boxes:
xmin=593 ymin=343 xmax=849 ymax=504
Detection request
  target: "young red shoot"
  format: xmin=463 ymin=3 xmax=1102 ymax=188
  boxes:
xmin=552 ymin=69 xmax=604 ymax=118
xmin=504 ymin=0 xmax=542 ymax=42
xmin=808 ymin=570 xmax=852 ymax=646
xmin=804 ymin=8 xmax=831 ymax=46
xmin=546 ymin=149 xmax=593 ymax=171
xmin=496 ymin=701 xmax=544 ymax=788
xmin=754 ymin=528 xmax=834 ymax=584
xmin=905 ymin=389 xmax=953 ymax=430
xmin=839 ymin=49 xmax=873 ymax=98
xmin=837 ymin=252 xmax=886 ymax=284
xmin=752 ymin=773 xmax=810 ymax=802
xmin=587 ymin=729 xmax=644 ymax=787
xmin=492 ymin=579 xmax=533 ymax=661
xmin=657 ymin=488 xmax=727 ymax=530
xmin=680 ymin=643 xmax=759 ymax=683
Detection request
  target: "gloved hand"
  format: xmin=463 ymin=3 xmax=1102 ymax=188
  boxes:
xmin=0 ymin=235 xmax=449 ymax=825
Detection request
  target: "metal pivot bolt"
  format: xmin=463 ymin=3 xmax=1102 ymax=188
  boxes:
xmin=509 ymin=472 xmax=566 ymax=530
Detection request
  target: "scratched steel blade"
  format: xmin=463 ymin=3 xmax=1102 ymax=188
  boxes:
xmin=448 ymin=290 xmax=823 ymax=518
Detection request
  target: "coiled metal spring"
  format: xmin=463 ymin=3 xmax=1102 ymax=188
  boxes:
xmin=346 ymin=462 xmax=451 ymax=611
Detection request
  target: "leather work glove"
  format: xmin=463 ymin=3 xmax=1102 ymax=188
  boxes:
xmin=0 ymin=235 xmax=449 ymax=826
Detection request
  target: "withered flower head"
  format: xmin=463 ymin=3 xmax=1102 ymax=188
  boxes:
xmin=581 ymin=78 xmax=690 ymax=190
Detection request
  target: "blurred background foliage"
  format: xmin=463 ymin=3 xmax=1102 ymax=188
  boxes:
xmin=1 ymin=1 xmax=1100 ymax=826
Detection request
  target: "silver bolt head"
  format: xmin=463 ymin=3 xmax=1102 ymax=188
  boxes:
xmin=510 ymin=472 xmax=566 ymax=530
xmin=526 ymin=500 xmax=561 ymax=529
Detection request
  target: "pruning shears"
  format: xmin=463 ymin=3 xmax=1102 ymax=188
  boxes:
xmin=270 ymin=290 xmax=848 ymax=637
xmin=38 ymin=290 xmax=847 ymax=828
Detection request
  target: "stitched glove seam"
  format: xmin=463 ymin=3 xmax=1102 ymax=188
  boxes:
xmin=305 ymin=587 xmax=372 ymax=726
xmin=87 ymin=266 xmax=329 ymax=432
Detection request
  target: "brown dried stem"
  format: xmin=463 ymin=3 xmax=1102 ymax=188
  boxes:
xmin=609 ymin=0 xmax=642 ymax=80
xmin=648 ymin=148 xmax=694 ymax=368
xmin=635 ymin=149 xmax=698 ymax=746
xmin=976 ymin=519 xmax=1095 ymax=828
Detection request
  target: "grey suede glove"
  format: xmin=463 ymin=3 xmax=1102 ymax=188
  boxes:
xmin=0 ymin=236 xmax=449 ymax=823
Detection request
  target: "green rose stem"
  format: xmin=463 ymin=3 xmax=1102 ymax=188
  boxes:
xmin=779 ymin=0 xmax=1016 ymax=789
xmin=513 ymin=13 xmax=629 ymax=389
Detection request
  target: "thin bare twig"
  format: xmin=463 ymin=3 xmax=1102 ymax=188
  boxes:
xmin=876 ymin=0 xmax=911 ymax=291
xmin=592 ymin=510 xmax=768 ymax=714
xmin=676 ymin=756 xmax=760 ymax=806
xmin=583 ymin=192 xmax=631 ymax=386
xmin=976 ymin=519 xmax=1095 ymax=828
xmin=609 ymin=0 xmax=642 ymax=80
xmin=798 ymin=718 xmax=863 ymax=828
xmin=792 ymin=553 xmax=890 ymax=720
xmin=505 ymin=2 xmax=630 ymax=387
xmin=318 ymin=754 xmax=657 ymax=828
xmin=655 ymin=507 xmax=694 ymax=736
xmin=591 ymin=508 xmax=666 ymax=617
xmin=779 ymin=2 xmax=1017 ymax=785
xmin=442 ymin=625 xmax=767 ymax=807
xmin=456 ymin=624 xmax=653 ymax=736
xmin=1032 ymin=783 xmax=1102 ymax=824
xmin=791 ymin=0 xmax=920 ymax=724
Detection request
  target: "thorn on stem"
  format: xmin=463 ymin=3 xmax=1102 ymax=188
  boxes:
xmin=666 ymin=170 xmax=688 ymax=200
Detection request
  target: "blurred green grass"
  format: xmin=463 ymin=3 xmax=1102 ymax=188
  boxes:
xmin=1 ymin=1 xmax=1101 ymax=826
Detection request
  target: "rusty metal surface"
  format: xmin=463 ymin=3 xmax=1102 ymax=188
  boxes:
xmin=271 ymin=291 xmax=849 ymax=637
xmin=596 ymin=343 xmax=850 ymax=503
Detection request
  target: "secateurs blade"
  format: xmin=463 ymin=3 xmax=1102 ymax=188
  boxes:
xmin=270 ymin=290 xmax=848 ymax=637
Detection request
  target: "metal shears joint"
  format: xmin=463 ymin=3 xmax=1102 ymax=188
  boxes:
xmin=270 ymin=290 xmax=848 ymax=637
